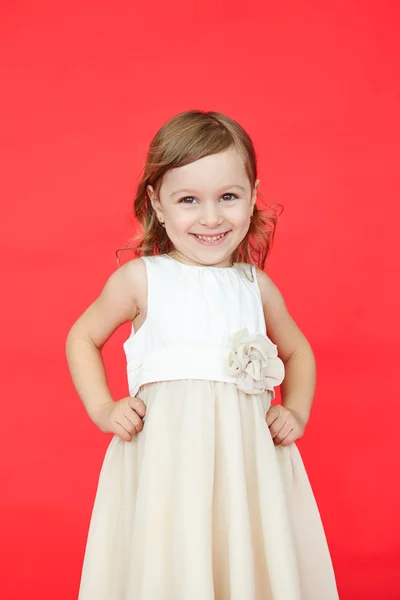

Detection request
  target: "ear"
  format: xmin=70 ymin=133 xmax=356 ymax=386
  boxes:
xmin=251 ymin=179 xmax=260 ymax=209
xmin=147 ymin=185 xmax=164 ymax=221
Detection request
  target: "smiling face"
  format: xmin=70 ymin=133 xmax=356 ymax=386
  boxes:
xmin=147 ymin=146 xmax=259 ymax=267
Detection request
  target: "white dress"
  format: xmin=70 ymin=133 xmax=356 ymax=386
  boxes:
xmin=78 ymin=254 xmax=339 ymax=600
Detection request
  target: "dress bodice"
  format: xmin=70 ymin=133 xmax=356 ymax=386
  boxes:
xmin=123 ymin=255 xmax=285 ymax=398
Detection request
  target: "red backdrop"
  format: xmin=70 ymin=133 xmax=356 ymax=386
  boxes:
xmin=1 ymin=1 xmax=399 ymax=598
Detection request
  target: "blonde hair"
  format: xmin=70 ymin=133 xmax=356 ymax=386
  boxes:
xmin=117 ymin=110 xmax=283 ymax=269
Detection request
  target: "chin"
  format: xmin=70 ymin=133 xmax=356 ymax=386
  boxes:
xmin=197 ymin=250 xmax=233 ymax=266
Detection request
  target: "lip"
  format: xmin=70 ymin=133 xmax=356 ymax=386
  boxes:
xmin=189 ymin=231 xmax=231 ymax=246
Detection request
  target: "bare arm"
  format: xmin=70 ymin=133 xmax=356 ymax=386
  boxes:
xmin=65 ymin=258 xmax=146 ymax=425
xmin=256 ymin=268 xmax=316 ymax=426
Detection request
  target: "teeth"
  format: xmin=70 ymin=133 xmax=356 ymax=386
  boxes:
xmin=194 ymin=233 xmax=226 ymax=242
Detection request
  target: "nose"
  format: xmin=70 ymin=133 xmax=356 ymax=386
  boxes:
xmin=199 ymin=203 xmax=223 ymax=228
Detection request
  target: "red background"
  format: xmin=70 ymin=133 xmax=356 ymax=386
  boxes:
xmin=1 ymin=1 xmax=399 ymax=598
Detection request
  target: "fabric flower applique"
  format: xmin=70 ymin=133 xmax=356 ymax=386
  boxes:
xmin=227 ymin=328 xmax=285 ymax=395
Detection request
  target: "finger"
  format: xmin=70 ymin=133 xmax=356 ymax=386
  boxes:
xmin=280 ymin=431 xmax=298 ymax=446
xmin=266 ymin=406 xmax=280 ymax=426
xmin=115 ymin=415 xmax=138 ymax=439
xmin=274 ymin=423 xmax=294 ymax=445
xmin=271 ymin=421 xmax=288 ymax=443
xmin=129 ymin=397 xmax=146 ymax=418
xmin=281 ymin=423 xmax=304 ymax=445
xmin=121 ymin=413 xmax=143 ymax=434
xmin=125 ymin=410 xmax=144 ymax=433
xmin=268 ymin=414 xmax=288 ymax=438
xmin=113 ymin=421 xmax=132 ymax=442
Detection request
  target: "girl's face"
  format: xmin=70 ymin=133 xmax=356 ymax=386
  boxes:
xmin=147 ymin=146 xmax=259 ymax=267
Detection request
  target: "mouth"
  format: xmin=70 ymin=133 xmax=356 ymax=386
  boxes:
xmin=190 ymin=231 xmax=231 ymax=245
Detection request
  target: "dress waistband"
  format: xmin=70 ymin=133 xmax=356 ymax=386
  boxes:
xmin=126 ymin=330 xmax=285 ymax=399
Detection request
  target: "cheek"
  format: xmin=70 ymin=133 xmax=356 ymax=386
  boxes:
xmin=227 ymin=205 xmax=251 ymax=228
xmin=166 ymin=208 xmax=194 ymax=232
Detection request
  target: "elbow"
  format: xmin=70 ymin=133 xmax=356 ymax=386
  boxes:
xmin=283 ymin=338 xmax=315 ymax=365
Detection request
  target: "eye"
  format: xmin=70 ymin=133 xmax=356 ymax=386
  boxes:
xmin=178 ymin=196 xmax=198 ymax=204
xmin=221 ymin=193 xmax=238 ymax=201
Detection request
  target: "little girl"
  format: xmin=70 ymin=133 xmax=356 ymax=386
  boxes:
xmin=66 ymin=110 xmax=339 ymax=600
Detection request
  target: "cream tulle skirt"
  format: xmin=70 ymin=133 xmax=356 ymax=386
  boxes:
xmin=78 ymin=380 xmax=339 ymax=600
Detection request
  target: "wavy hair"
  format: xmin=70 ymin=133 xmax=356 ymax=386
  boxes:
xmin=116 ymin=110 xmax=283 ymax=270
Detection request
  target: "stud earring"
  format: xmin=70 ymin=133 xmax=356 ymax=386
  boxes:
xmin=159 ymin=220 xmax=166 ymax=229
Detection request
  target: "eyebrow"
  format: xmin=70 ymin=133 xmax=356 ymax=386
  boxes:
xmin=170 ymin=184 xmax=246 ymax=198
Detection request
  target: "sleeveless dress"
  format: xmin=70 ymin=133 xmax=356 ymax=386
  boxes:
xmin=78 ymin=254 xmax=339 ymax=600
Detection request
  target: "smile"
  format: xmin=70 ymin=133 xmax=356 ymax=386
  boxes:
xmin=191 ymin=231 xmax=230 ymax=243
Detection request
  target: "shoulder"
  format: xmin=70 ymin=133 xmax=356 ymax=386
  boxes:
xmin=112 ymin=256 xmax=149 ymax=308
xmin=254 ymin=267 xmax=286 ymax=308
xmin=107 ymin=257 xmax=147 ymax=295
xmin=94 ymin=257 xmax=148 ymax=321
xmin=67 ymin=258 xmax=148 ymax=349
xmin=253 ymin=267 xmax=310 ymax=361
